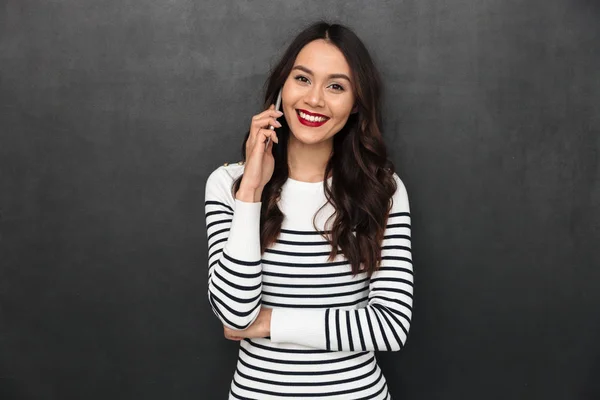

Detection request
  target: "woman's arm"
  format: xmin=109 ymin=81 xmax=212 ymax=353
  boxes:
xmin=205 ymin=166 xmax=263 ymax=330
xmin=268 ymin=176 xmax=413 ymax=352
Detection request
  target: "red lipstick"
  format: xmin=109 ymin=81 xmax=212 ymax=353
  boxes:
xmin=296 ymin=109 xmax=330 ymax=128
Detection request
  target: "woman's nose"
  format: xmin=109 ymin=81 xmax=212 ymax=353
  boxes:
xmin=304 ymin=86 xmax=325 ymax=108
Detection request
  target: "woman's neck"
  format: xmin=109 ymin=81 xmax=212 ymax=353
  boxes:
xmin=287 ymin=135 xmax=333 ymax=183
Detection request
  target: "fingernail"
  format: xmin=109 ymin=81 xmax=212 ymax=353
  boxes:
xmin=276 ymin=111 xmax=283 ymax=116
xmin=275 ymin=121 xmax=282 ymax=127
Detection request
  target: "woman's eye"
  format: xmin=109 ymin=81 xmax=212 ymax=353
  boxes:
xmin=330 ymin=83 xmax=344 ymax=91
xmin=294 ymin=75 xmax=310 ymax=83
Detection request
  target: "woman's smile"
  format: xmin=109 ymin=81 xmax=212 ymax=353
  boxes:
xmin=296 ymin=109 xmax=330 ymax=127
xmin=281 ymin=39 xmax=355 ymax=145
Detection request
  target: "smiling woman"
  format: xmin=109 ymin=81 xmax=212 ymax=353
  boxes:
xmin=204 ymin=21 xmax=412 ymax=399
xmin=284 ymin=42 xmax=356 ymax=139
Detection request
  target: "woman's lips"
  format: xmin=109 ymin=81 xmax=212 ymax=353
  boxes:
xmin=296 ymin=110 xmax=329 ymax=128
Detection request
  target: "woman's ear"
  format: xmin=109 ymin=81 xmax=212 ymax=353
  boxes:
xmin=351 ymin=104 xmax=358 ymax=114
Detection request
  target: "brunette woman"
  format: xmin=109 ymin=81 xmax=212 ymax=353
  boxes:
xmin=205 ymin=21 xmax=413 ymax=399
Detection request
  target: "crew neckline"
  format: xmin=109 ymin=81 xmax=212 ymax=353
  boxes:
xmin=286 ymin=175 xmax=333 ymax=187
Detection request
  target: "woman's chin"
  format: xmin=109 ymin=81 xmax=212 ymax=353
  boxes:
xmin=289 ymin=128 xmax=332 ymax=146
xmin=291 ymin=135 xmax=326 ymax=146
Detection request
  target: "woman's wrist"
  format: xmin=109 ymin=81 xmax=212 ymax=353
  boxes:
xmin=236 ymin=187 xmax=263 ymax=202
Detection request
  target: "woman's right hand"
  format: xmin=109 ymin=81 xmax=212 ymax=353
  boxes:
xmin=237 ymin=104 xmax=283 ymax=199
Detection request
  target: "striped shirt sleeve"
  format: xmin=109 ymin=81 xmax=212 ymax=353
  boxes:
xmin=204 ymin=166 xmax=263 ymax=330
xmin=270 ymin=174 xmax=413 ymax=352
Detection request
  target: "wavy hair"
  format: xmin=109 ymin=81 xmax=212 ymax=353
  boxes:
xmin=231 ymin=21 xmax=397 ymax=277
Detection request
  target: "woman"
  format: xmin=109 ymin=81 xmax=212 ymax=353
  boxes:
xmin=205 ymin=21 xmax=413 ymax=399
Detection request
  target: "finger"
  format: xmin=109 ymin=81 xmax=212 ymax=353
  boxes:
xmin=264 ymin=136 xmax=274 ymax=154
xmin=250 ymin=118 xmax=281 ymax=143
xmin=269 ymin=132 xmax=279 ymax=145
xmin=252 ymin=109 xmax=284 ymax=122
xmin=255 ymin=128 xmax=278 ymax=146
xmin=251 ymin=127 xmax=277 ymax=147
xmin=252 ymin=117 xmax=282 ymax=130
xmin=246 ymin=128 xmax=278 ymax=158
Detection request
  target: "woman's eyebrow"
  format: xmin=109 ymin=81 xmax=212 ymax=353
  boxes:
xmin=292 ymin=65 xmax=351 ymax=82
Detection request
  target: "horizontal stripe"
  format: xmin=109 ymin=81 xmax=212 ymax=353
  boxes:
xmin=262 ymin=296 xmax=368 ymax=309
xmin=208 ymin=239 xmax=227 ymax=255
xmin=280 ymin=228 xmax=332 ymax=235
xmin=262 ymin=286 xmax=368 ymax=299
xmin=222 ymin=251 xmax=261 ymax=267
xmin=261 ymin=259 xmax=349 ymax=268
xmin=276 ymin=239 xmax=331 ymax=246
xmin=237 ymin=354 xmax=375 ymax=376
xmin=206 ymin=218 xmax=232 ymax=230
xmin=244 ymin=339 xmax=335 ymax=354
xmin=205 ymin=209 xmax=233 ymax=218
xmin=212 ymin=281 xmax=262 ymax=304
xmin=205 ymin=168 xmax=412 ymax=399
xmin=213 ymin=271 xmax=261 ymax=291
xmin=239 ymin=345 xmax=366 ymax=365
xmin=207 ymin=226 xmax=229 ymax=242
xmin=383 ymin=234 xmax=410 ymax=240
xmin=386 ymin=223 xmax=411 ymax=229
xmin=209 ymin=294 xmax=252 ymax=330
xmin=235 ymin=362 xmax=378 ymax=386
xmin=210 ymin=293 xmax=260 ymax=318
xmin=205 ymin=200 xmax=233 ymax=211
xmin=232 ymin=367 xmax=383 ymax=397
xmin=375 ymin=266 xmax=413 ymax=275
xmin=265 ymin=248 xmax=336 ymax=257
xmin=217 ymin=260 xmax=261 ymax=279
xmin=263 ymin=276 xmax=370 ymax=289
xmin=380 ymin=255 xmax=412 ymax=264
xmin=262 ymin=270 xmax=359 ymax=279
xmin=381 ymin=244 xmax=411 ymax=252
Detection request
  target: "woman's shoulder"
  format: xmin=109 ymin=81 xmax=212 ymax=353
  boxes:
xmin=391 ymin=171 xmax=406 ymax=190
xmin=205 ymin=161 xmax=246 ymax=203
xmin=390 ymin=171 xmax=410 ymax=211
xmin=209 ymin=160 xmax=246 ymax=180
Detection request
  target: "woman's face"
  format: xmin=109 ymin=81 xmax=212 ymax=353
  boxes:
xmin=281 ymin=39 xmax=356 ymax=145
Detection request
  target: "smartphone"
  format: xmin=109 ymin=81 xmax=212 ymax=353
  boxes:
xmin=265 ymin=87 xmax=283 ymax=149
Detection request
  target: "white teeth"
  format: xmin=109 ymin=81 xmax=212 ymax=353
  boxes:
xmin=299 ymin=111 xmax=328 ymax=123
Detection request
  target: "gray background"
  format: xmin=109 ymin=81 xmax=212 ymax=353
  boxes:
xmin=1 ymin=0 xmax=599 ymax=399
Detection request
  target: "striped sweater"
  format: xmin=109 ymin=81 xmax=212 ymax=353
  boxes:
xmin=205 ymin=163 xmax=413 ymax=399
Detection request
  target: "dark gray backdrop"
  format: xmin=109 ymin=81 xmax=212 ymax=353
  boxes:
xmin=1 ymin=0 xmax=599 ymax=399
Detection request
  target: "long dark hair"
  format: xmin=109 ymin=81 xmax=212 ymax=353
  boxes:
xmin=232 ymin=21 xmax=397 ymax=277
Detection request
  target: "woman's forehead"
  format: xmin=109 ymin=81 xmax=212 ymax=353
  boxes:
xmin=293 ymin=40 xmax=351 ymax=78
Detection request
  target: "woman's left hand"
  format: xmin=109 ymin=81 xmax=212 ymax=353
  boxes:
xmin=223 ymin=307 xmax=272 ymax=341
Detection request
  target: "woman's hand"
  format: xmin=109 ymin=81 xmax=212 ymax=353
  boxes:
xmin=223 ymin=307 xmax=273 ymax=341
xmin=237 ymin=105 xmax=283 ymax=200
